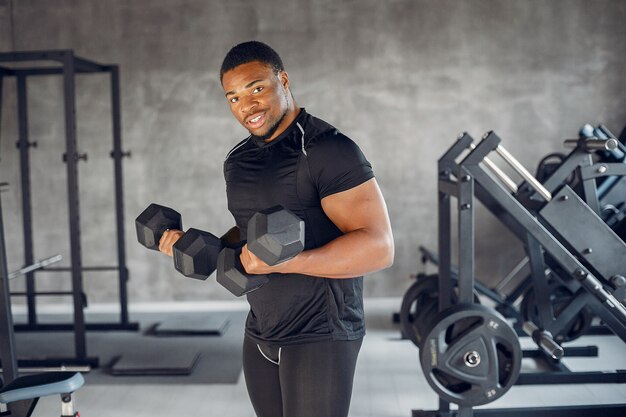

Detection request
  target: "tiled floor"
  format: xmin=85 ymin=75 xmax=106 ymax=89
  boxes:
xmin=22 ymin=298 xmax=626 ymax=417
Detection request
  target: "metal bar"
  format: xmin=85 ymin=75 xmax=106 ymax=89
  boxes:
xmin=564 ymin=137 xmax=619 ymax=151
xmin=525 ymin=234 xmax=554 ymax=328
xmin=72 ymin=56 xmax=106 ymax=72
xmin=62 ymin=51 xmax=87 ymax=360
xmin=439 ymin=179 xmax=458 ymax=198
xmin=0 ymin=65 xmax=15 ymax=75
xmin=0 ymin=74 xmax=3 ymax=157
xmin=36 ymin=266 xmax=120 ymax=272
xmin=11 ymin=291 xmax=76 ymax=296
xmin=0 ymin=50 xmax=72 ymax=62
xmin=516 ymin=370 xmax=626 ymax=385
xmin=457 ymin=166 xmax=475 ymax=304
xmin=494 ymin=143 xmax=552 ymax=201
xmin=494 ymin=257 xmax=529 ymax=293
xmin=438 ymin=168 xmax=453 ymax=311
xmin=438 ymin=132 xmax=474 ymax=174
xmin=16 ymin=74 xmax=38 ymax=327
xmin=13 ymin=322 xmax=138 ymax=332
xmin=109 ymin=65 xmax=131 ymax=326
xmin=0 ymin=366 xmax=91 ymax=373
xmin=469 ymin=143 xmax=518 ymax=194
xmin=8 ymin=255 xmax=63 ymax=279
xmin=0 ymin=186 xmax=19 ymax=383
xmin=413 ymin=404 xmax=626 ymax=417
xmin=580 ymin=172 xmax=600 ymax=215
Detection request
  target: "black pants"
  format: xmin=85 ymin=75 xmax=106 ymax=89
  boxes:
xmin=242 ymin=335 xmax=363 ymax=417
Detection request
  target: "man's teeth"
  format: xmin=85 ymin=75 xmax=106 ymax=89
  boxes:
xmin=250 ymin=115 xmax=262 ymax=123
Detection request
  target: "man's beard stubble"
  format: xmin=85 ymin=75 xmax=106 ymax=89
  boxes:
xmin=252 ymin=109 xmax=288 ymax=142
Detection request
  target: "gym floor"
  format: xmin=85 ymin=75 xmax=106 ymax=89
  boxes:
xmin=21 ymin=297 xmax=626 ymax=417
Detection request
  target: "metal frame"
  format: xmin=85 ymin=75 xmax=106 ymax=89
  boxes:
xmin=417 ymin=132 xmax=626 ymax=417
xmin=0 ymin=50 xmax=137 ymax=367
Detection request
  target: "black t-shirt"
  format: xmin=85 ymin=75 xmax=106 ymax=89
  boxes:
xmin=223 ymin=108 xmax=374 ymax=345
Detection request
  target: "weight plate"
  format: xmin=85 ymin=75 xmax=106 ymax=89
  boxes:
xmin=400 ymin=274 xmax=440 ymax=347
xmin=520 ymin=281 xmax=593 ymax=342
xmin=400 ymin=274 xmax=481 ymax=348
xmin=419 ymin=303 xmax=521 ymax=407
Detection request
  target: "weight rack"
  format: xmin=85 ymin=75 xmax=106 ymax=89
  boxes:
xmin=0 ymin=50 xmax=138 ymax=368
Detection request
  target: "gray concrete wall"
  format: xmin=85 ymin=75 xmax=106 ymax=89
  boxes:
xmin=0 ymin=0 xmax=625 ymax=304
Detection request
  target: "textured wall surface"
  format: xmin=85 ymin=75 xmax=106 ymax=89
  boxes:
xmin=0 ymin=0 xmax=625 ymax=304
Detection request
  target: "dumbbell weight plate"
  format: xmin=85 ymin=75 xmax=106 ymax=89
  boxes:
xmin=173 ymin=228 xmax=222 ymax=280
xmin=419 ymin=303 xmax=521 ymax=407
xmin=135 ymin=204 xmax=182 ymax=250
xmin=216 ymin=248 xmax=270 ymax=297
xmin=247 ymin=206 xmax=305 ymax=266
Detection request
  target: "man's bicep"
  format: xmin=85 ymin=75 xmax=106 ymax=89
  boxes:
xmin=320 ymin=178 xmax=390 ymax=234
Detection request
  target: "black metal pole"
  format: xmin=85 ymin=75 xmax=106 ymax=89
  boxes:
xmin=62 ymin=51 xmax=87 ymax=359
xmin=457 ymin=165 xmax=475 ymax=304
xmin=16 ymin=74 xmax=38 ymax=326
xmin=109 ymin=65 xmax=130 ymax=325
xmin=0 ymin=184 xmax=19 ymax=383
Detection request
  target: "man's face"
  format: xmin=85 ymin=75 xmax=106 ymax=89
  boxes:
xmin=222 ymin=61 xmax=291 ymax=141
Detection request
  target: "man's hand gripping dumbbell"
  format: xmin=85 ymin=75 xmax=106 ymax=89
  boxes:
xmin=135 ymin=203 xmax=304 ymax=296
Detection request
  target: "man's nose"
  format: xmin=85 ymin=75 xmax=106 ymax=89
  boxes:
xmin=240 ymin=96 xmax=258 ymax=115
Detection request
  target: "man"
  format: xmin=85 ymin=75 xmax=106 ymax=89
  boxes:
xmin=160 ymin=41 xmax=394 ymax=417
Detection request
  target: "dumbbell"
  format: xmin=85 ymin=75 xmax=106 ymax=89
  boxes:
xmin=217 ymin=206 xmax=305 ymax=296
xmin=135 ymin=203 xmax=222 ymax=279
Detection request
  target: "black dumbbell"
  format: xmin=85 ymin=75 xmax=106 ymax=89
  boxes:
xmin=135 ymin=203 xmax=222 ymax=279
xmin=135 ymin=203 xmax=182 ymax=250
xmin=172 ymin=228 xmax=223 ymax=280
xmin=217 ymin=206 xmax=304 ymax=296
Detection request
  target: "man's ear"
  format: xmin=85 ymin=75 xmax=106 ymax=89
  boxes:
xmin=279 ymin=70 xmax=290 ymax=89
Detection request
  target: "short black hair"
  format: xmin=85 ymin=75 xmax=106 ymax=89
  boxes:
xmin=220 ymin=41 xmax=285 ymax=83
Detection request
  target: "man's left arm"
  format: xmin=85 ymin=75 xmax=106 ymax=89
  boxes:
xmin=240 ymin=178 xmax=394 ymax=278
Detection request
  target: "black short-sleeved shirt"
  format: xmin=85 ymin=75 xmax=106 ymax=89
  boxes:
xmin=223 ymin=108 xmax=374 ymax=345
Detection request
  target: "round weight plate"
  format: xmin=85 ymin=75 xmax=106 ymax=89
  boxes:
xmin=419 ymin=303 xmax=522 ymax=407
xmin=400 ymin=274 xmax=481 ymax=348
xmin=400 ymin=274 xmax=440 ymax=347
xmin=520 ymin=281 xmax=593 ymax=343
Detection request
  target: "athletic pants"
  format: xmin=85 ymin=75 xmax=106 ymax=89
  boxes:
xmin=242 ymin=335 xmax=363 ymax=417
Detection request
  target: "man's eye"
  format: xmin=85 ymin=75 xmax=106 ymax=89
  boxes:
xmin=230 ymin=97 xmax=239 ymax=103
xmin=253 ymin=86 xmax=264 ymax=94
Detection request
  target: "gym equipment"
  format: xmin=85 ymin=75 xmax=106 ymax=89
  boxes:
xmin=135 ymin=203 xmax=223 ymax=279
xmin=419 ymin=304 xmax=521 ymax=407
xmin=172 ymin=229 xmax=223 ymax=280
xmin=0 ymin=184 xmax=85 ymax=417
xmin=412 ymin=131 xmax=626 ymax=417
xmin=135 ymin=203 xmax=182 ymax=250
xmin=520 ymin=280 xmax=593 ymax=343
xmin=8 ymin=255 xmax=62 ymax=280
xmin=247 ymin=206 xmax=305 ymax=266
xmin=216 ymin=247 xmax=270 ymax=297
xmin=217 ymin=205 xmax=305 ymax=296
xmin=0 ymin=50 xmax=137 ymax=368
xmin=136 ymin=203 xmax=305 ymax=296
xmin=399 ymin=274 xmax=440 ymax=347
xmin=0 ymin=372 xmax=84 ymax=417
xmin=399 ymin=272 xmax=481 ymax=347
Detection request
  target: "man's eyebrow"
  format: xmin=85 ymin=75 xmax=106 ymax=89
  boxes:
xmin=225 ymin=79 xmax=263 ymax=97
